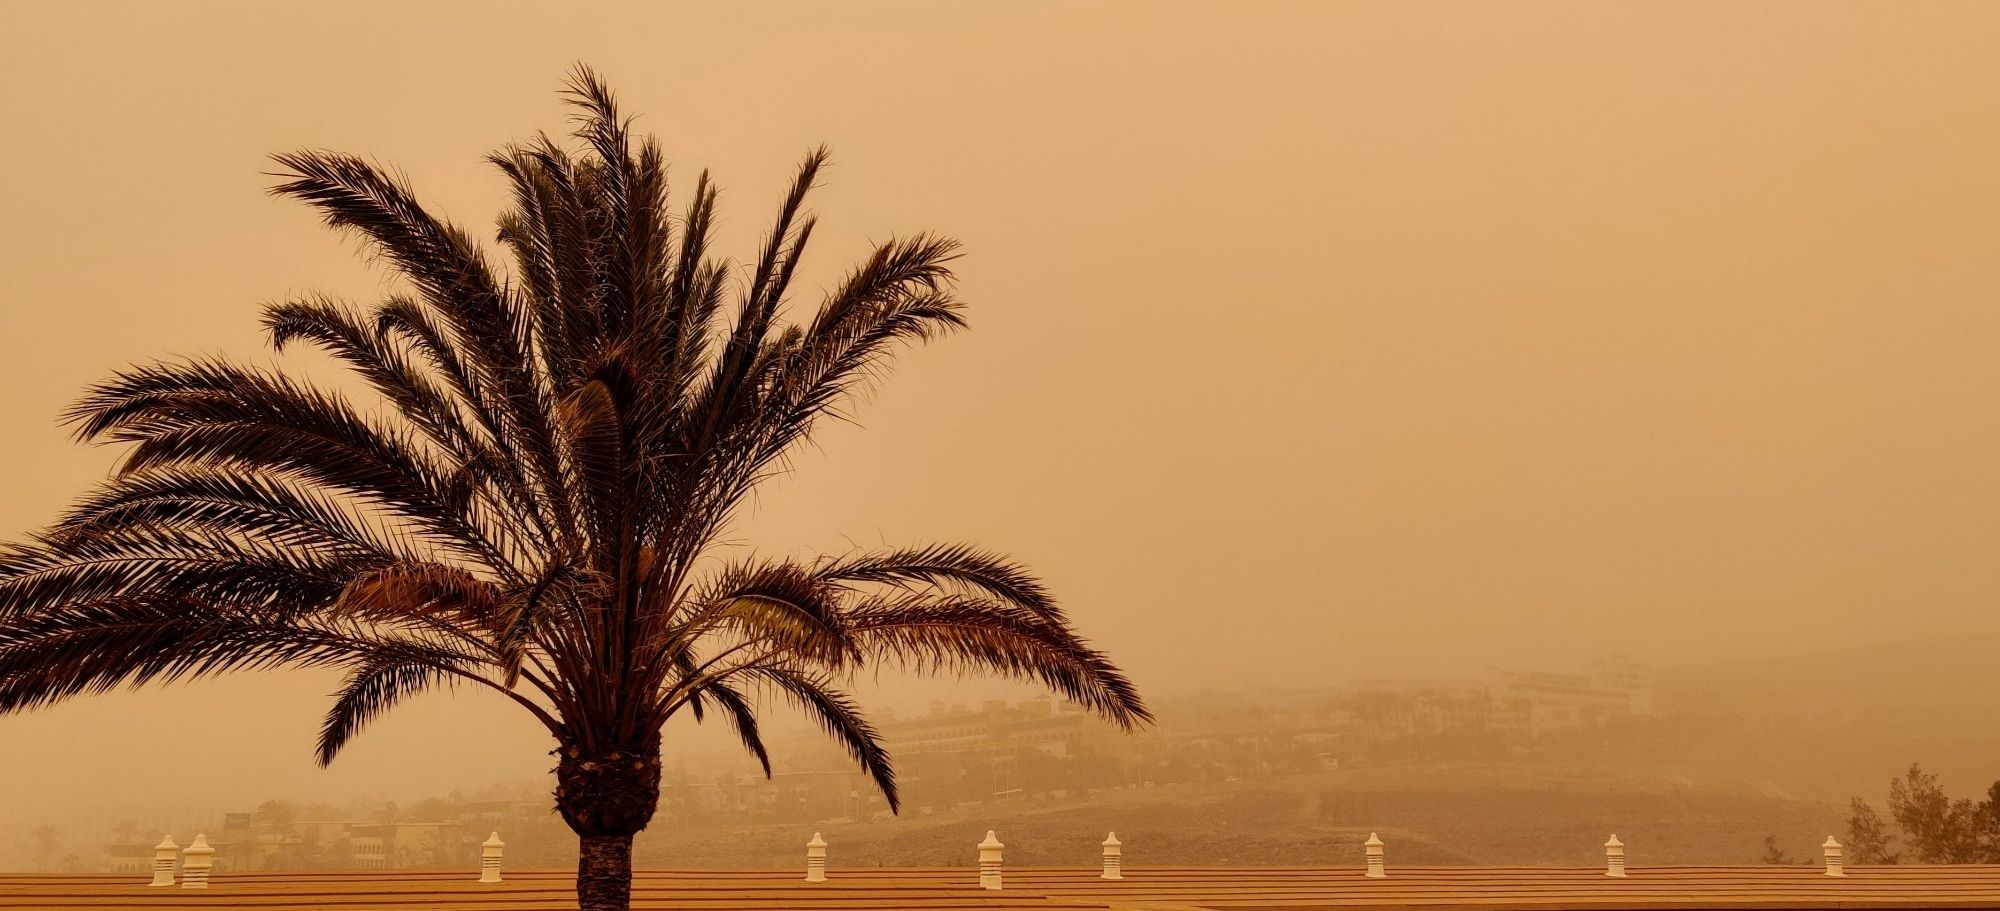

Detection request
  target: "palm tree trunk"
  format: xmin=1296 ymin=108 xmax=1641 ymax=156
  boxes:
xmin=577 ymin=833 xmax=634 ymax=911
xmin=555 ymin=736 xmax=662 ymax=911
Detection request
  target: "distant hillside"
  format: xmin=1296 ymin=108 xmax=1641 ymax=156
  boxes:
xmin=1637 ymin=632 xmax=2000 ymax=803
xmin=630 ymin=764 xmax=1844 ymax=868
xmin=1656 ymin=631 xmax=2000 ymax=734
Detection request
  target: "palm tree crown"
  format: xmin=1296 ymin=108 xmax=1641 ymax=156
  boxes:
xmin=0 ymin=67 xmax=1147 ymax=910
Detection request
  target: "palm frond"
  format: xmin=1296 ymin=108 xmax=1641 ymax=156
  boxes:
xmin=659 ymin=560 xmax=858 ymax=669
xmin=841 ymin=597 xmax=1152 ymax=730
xmin=0 ymin=526 xmax=384 ymax=618
xmin=818 ymin=544 xmax=1060 ymax=621
xmin=748 ymin=666 xmax=895 ymax=810
xmin=65 ymin=358 xmax=513 ymax=570
xmin=52 ymin=468 xmax=414 ymax=562
xmin=264 ymin=295 xmax=482 ymax=458
xmin=697 ymin=680 xmax=771 ymax=778
xmin=0 ymin=596 xmax=468 ymax=713
xmin=270 ymin=150 xmax=567 ymax=555
xmin=318 ymin=656 xmax=458 ymax=765
xmin=329 ymin=562 xmax=504 ymax=627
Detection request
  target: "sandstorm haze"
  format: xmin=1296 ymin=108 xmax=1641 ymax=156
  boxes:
xmin=3 ymin=0 xmax=2000 ymax=852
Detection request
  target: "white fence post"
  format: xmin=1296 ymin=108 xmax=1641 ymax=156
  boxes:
xmin=1101 ymin=832 xmax=1123 ymax=880
xmin=1364 ymin=832 xmax=1385 ymax=878
xmin=1605 ymin=835 xmax=1626 ymax=877
xmin=479 ymin=832 xmax=504 ymax=883
xmin=180 ymin=834 xmax=215 ymax=889
xmin=805 ymin=832 xmax=828 ymax=883
xmin=1823 ymin=837 xmax=1844 ymax=876
xmin=148 ymin=836 xmax=178 ymax=887
xmin=978 ymin=830 xmax=1004 ymax=890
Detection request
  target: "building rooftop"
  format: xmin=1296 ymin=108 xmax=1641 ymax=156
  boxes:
xmin=6 ymin=865 xmax=2000 ymax=910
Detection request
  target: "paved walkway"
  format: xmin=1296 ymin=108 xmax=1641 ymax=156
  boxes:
xmin=6 ymin=865 xmax=2000 ymax=909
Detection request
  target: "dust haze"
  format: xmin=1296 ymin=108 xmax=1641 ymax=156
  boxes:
xmin=4 ymin=0 xmax=2000 ymax=869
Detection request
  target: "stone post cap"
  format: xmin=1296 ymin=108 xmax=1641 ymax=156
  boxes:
xmin=155 ymin=836 xmax=179 ymax=850
xmin=808 ymin=832 xmax=827 ymax=848
xmin=482 ymin=832 xmax=504 ymax=849
xmin=1606 ymin=835 xmax=1623 ymax=847
xmin=183 ymin=835 xmax=214 ymax=856
xmin=1823 ymin=837 xmax=1841 ymax=848
xmin=1364 ymin=833 xmax=1383 ymax=847
xmin=1103 ymin=832 xmax=1120 ymax=846
xmin=979 ymin=830 xmax=1003 ymax=849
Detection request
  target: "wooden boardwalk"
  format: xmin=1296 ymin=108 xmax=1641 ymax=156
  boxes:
xmin=6 ymin=865 xmax=2000 ymax=910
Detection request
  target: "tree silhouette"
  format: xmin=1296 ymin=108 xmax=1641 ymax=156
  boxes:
xmin=1845 ymin=764 xmax=2000 ymax=864
xmin=0 ymin=67 xmax=1148 ymax=910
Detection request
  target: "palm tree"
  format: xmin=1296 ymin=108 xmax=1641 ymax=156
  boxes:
xmin=0 ymin=68 xmax=1148 ymax=910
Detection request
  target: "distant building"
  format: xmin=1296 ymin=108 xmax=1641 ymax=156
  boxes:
xmin=100 ymin=841 xmax=155 ymax=876
xmin=877 ymin=695 xmax=1131 ymax=760
xmin=1486 ymin=655 xmax=1655 ymax=737
xmin=345 ymin=821 xmax=470 ymax=869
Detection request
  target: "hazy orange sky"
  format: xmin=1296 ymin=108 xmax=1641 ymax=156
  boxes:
xmin=4 ymin=1 xmax=2000 ymax=818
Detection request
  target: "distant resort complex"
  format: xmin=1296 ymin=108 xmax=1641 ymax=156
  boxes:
xmin=70 ymin=659 xmax=1658 ymax=874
